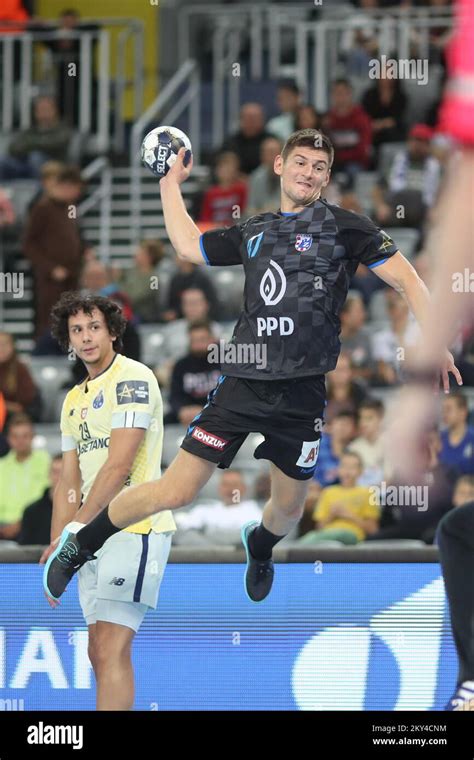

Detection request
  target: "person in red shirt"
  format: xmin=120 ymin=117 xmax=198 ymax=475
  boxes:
xmin=323 ymin=78 xmax=372 ymax=186
xmin=199 ymin=151 xmax=248 ymax=226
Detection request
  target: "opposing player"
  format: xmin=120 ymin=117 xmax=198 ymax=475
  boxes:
xmin=41 ymin=293 xmax=175 ymax=709
xmin=383 ymin=0 xmax=473 ymax=710
xmin=44 ymin=127 xmax=459 ymax=605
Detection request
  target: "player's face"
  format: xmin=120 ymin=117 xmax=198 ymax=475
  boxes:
xmin=68 ymin=308 xmax=116 ymax=368
xmin=275 ymin=148 xmax=331 ymax=210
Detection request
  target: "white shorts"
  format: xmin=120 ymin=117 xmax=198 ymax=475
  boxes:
xmin=77 ymin=529 xmax=173 ymax=632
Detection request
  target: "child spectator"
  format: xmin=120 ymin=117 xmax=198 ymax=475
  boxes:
xmin=199 ymin=152 xmax=248 ymax=226
xmin=348 ymin=398 xmax=386 ymax=485
xmin=439 ymin=393 xmax=474 ymax=476
xmin=299 ymin=451 xmax=379 ymax=544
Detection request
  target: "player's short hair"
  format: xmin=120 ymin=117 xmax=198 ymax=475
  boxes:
xmin=50 ymin=291 xmax=127 ymax=352
xmin=281 ymin=129 xmax=334 ymax=168
xmin=358 ymin=398 xmax=385 ymax=417
xmin=6 ymin=413 xmax=33 ymax=433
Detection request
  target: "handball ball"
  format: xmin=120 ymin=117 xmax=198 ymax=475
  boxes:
xmin=141 ymin=125 xmax=192 ymax=178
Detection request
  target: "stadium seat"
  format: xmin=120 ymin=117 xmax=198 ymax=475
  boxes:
xmin=355 ymin=171 xmax=376 ymax=213
xmin=26 ymin=357 xmax=72 ymax=422
xmin=162 ymin=423 xmax=187 ymax=467
xmin=33 ymin=423 xmax=62 ymax=456
xmin=137 ymin=324 xmax=169 ymax=366
xmin=379 ymin=142 xmax=405 ymax=177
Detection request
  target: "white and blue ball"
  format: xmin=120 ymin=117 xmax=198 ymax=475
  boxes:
xmin=141 ymin=125 xmax=192 ymax=178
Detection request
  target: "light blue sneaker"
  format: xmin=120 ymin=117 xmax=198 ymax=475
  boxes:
xmin=445 ymin=681 xmax=474 ymax=710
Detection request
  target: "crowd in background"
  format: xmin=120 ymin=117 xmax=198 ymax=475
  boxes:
xmin=1 ymin=0 xmax=471 ymax=548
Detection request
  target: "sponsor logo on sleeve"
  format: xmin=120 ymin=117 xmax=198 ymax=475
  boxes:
xmin=116 ymin=380 xmax=150 ymax=405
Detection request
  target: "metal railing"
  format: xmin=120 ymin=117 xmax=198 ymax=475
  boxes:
xmin=129 ymin=58 xmax=201 ymax=246
xmin=78 ymin=156 xmax=112 ymax=262
xmin=0 ymin=18 xmax=144 ymax=154
xmin=178 ymin=3 xmax=453 ymax=146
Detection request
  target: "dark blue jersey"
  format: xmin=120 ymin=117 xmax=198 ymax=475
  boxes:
xmin=200 ymin=198 xmax=398 ymax=379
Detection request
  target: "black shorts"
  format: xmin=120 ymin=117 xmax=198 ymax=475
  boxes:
xmin=180 ymin=374 xmax=327 ymax=481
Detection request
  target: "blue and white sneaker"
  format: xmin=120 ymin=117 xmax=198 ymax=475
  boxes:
xmin=445 ymin=681 xmax=474 ymax=710
xmin=240 ymin=521 xmax=274 ymax=603
xmin=43 ymin=524 xmax=96 ymax=601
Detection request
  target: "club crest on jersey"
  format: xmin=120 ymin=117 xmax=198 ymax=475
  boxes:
xmin=80 ymin=408 xmax=88 ymax=419
xmin=295 ymin=234 xmax=312 ymax=252
xmin=93 ymin=390 xmax=104 ymax=409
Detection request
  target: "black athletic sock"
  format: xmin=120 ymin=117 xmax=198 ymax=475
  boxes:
xmin=248 ymin=523 xmax=285 ymax=561
xmin=76 ymin=507 xmax=121 ymax=555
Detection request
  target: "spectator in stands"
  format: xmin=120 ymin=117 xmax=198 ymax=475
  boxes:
xmin=28 ymin=160 xmax=64 ymax=212
xmin=314 ymin=410 xmax=358 ymax=487
xmin=0 ymin=95 xmax=71 ymax=180
xmin=372 ymin=124 xmax=441 ymax=228
xmin=361 ymin=69 xmax=407 ymax=167
xmin=220 ymin=102 xmax=271 ymax=174
xmin=199 ymin=151 xmax=248 ymax=226
xmin=17 ymin=453 xmax=62 ymax=545
xmin=368 ymin=429 xmax=456 ymax=544
xmin=452 ymin=475 xmax=474 ymax=509
xmin=0 ymin=188 xmax=15 ymax=226
xmin=299 ymin=451 xmax=379 ymax=544
xmin=161 ymin=288 xmax=222 ymax=364
xmin=295 ymin=105 xmax=322 ymax=132
xmin=166 ymin=321 xmax=221 ymax=426
xmin=0 ymin=391 xmax=8 ymax=458
xmin=348 ymin=398 xmax=386 ymax=485
xmin=23 ymin=164 xmax=85 ymax=339
xmin=340 ymin=292 xmax=375 ymax=383
xmin=0 ymin=414 xmax=50 ymax=540
xmin=439 ymin=393 xmax=474 ymax=476
xmin=163 ymin=257 xmax=220 ymax=322
xmin=266 ymin=80 xmax=302 ymax=142
xmin=40 ymin=9 xmax=99 ymax=126
xmin=244 ymin=136 xmax=282 ymax=217
xmin=174 ymin=469 xmax=262 ymax=543
xmin=340 ymin=2 xmax=381 ymax=77
xmin=323 ymin=79 xmax=372 ymax=185
xmin=114 ymin=239 xmax=164 ymax=323
xmin=0 ymin=332 xmax=41 ymax=422
xmin=371 ymin=289 xmax=420 ymax=385
xmin=325 ymin=352 xmax=367 ymax=424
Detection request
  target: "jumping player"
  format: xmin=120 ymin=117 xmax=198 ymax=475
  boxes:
xmin=41 ymin=293 xmax=175 ymax=709
xmin=44 ymin=128 xmax=459 ymax=605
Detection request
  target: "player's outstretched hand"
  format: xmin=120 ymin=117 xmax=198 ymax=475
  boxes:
xmin=160 ymin=147 xmax=193 ymax=187
xmin=440 ymin=350 xmax=463 ymax=394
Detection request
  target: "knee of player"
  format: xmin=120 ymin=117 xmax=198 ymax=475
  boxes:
xmin=276 ymin=501 xmax=305 ymax=521
xmin=93 ymin=635 xmax=131 ymax=668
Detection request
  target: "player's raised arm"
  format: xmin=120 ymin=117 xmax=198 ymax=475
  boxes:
xmin=159 ymin=147 xmax=205 ymax=265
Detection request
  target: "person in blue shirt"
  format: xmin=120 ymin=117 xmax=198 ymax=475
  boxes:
xmin=439 ymin=392 xmax=474 ymax=476
xmin=313 ymin=410 xmax=357 ymax=487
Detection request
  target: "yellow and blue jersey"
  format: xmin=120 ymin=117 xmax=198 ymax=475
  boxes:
xmin=60 ymin=353 xmax=176 ymax=535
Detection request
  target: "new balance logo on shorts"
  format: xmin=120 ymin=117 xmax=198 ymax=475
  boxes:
xmin=109 ymin=577 xmax=125 ymax=586
xmin=191 ymin=426 xmax=228 ymax=450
